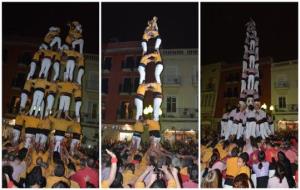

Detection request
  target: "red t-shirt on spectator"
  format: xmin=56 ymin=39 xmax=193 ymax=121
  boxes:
xmin=265 ymin=148 xmax=278 ymax=163
xmin=70 ymin=167 xmax=99 ymax=188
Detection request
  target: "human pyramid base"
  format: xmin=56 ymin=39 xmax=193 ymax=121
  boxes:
xmin=220 ymin=19 xmax=275 ymax=142
xmin=9 ymin=21 xmax=85 ymax=157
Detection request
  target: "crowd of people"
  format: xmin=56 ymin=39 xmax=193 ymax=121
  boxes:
xmin=201 ymin=132 xmax=298 ymax=188
xmin=101 ymin=139 xmax=198 ymax=188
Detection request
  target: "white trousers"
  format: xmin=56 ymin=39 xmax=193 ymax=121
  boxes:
xmin=12 ymin=129 xmax=21 ymax=144
xmin=24 ymin=133 xmax=35 ymax=149
xmin=155 ymin=38 xmax=162 ymax=50
xmin=75 ymin=101 xmax=82 ymax=120
xmin=29 ymin=90 xmax=44 ymax=116
xmin=155 ymin=64 xmax=163 ymax=84
xmin=141 ymin=42 xmax=147 ymax=54
xmin=70 ymin=139 xmax=79 ymax=155
xmin=247 ymin=74 xmax=255 ymax=90
xmin=65 ymin=59 xmax=75 ymax=81
xmin=39 ymin=58 xmax=51 ymax=78
xmin=45 ymin=94 xmax=55 ymax=117
xmin=138 ymin=66 xmax=146 ymax=84
xmin=153 ymin=97 xmax=162 ymax=121
xmin=54 ymin=135 xmax=64 ymax=153
xmin=245 ymin=121 xmax=256 ymax=139
xmin=255 ymin=124 xmax=261 ymax=137
xmin=52 ymin=61 xmax=60 ymax=81
xmin=72 ymin=39 xmax=84 ymax=54
xmin=236 ymin=123 xmax=244 ymax=139
xmin=231 ymin=123 xmax=238 ymax=135
xmin=132 ymin=135 xmax=142 ymax=150
xmin=20 ymin=92 xmax=28 ymax=111
xmin=241 ymin=80 xmax=246 ymax=92
xmin=254 ymin=80 xmax=259 ymax=92
xmin=221 ymin=121 xmax=227 ymax=137
xmin=134 ymin=98 xmax=143 ymax=120
xmin=27 ymin=62 xmax=36 ymax=80
xmin=76 ymin=68 xmax=84 ymax=85
xmin=242 ymin=61 xmax=247 ymax=72
xmin=225 ymin=120 xmax=233 ymax=140
xmin=39 ymin=43 xmax=48 ymax=50
xmin=250 ymin=39 xmax=256 ymax=51
xmin=269 ymin=124 xmax=275 ymax=135
xmin=35 ymin=133 xmax=47 ymax=145
xmin=249 ymin=55 xmax=255 ymax=68
xmin=50 ymin=36 xmax=61 ymax=49
xmin=59 ymin=95 xmax=71 ymax=112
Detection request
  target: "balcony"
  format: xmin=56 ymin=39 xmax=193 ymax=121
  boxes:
xmin=274 ymin=81 xmax=289 ymax=89
xmin=116 ymin=109 xmax=135 ymax=122
xmin=275 ymin=104 xmax=298 ymax=113
xmin=162 ymin=75 xmax=181 ymax=86
xmin=161 ymin=108 xmax=198 ymax=119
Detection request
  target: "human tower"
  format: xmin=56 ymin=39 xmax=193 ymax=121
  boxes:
xmin=131 ymin=16 xmax=164 ymax=149
xmin=221 ymin=19 xmax=275 ymax=140
xmin=12 ymin=21 xmax=85 ymax=155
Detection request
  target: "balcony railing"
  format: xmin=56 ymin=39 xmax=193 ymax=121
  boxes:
xmin=275 ymin=104 xmax=298 ymax=113
xmin=162 ymin=75 xmax=181 ymax=85
xmin=161 ymin=108 xmax=198 ymax=119
xmin=274 ymin=81 xmax=289 ymax=88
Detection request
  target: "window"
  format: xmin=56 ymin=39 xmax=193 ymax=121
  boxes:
xmin=102 ymin=78 xmax=108 ymax=94
xmin=92 ymin=103 xmax=98 ymax=119
xmin=103 ymin=57 xmax=112 ymax=71
xmin=167 ymin=96 xmax=176 ymax=112
xmin=278 ymin=96 xmax=286 ymax=109
xmin=87 ymin=102 xmax=98 ymax=121
xmin=122 ymin=56 xmax=134 ymax=70
xmin=87 ymin=72 xmax=99 ymax=91
xmin=12 ymin=73 xmax=26 ymax=89
xmin=119 ymin=78 xmax=132 ymax=93
xmin=17 ymin=52 xmax=32 ymax=65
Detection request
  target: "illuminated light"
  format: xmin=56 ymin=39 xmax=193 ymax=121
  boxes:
xmin=9 ymin=119 xmax=16 ymax=126
xmin=269 ymin=105 xmax=274 ymax=111
xmin=261 ymin=103 xmax=267 ymax=110
xmin=148 ymin=105 xmax=153 ymax=113
xmin=143 ymin=108 xmax=149 ymax=115
xmin=159 ymin=108 xmax=162 ymax=115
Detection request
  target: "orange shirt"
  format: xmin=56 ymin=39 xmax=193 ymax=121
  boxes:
xmin=146 ymin=120 xmax=160 ymax=131
xmin=226 ymin=157 xmax=239 ymax=177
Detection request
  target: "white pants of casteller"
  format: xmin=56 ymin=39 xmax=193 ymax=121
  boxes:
xmin=141 ymin=42 xmax=147 ymax=54
xmin=269 ymin=124 xmax=275 ymax=135
xmin=65 ymin=59 xmax=75 ymax=81
xmin=39 ymin=101 xmax=45 ymax=119
xmin=45 ymin=94 xmax=55 ymax=117
xmin=250 ymin=39 xmax=256 ymax=51
xmin=54 ymin=135 xmax=64 ymax=153
xmin=236 ymin=124 xmax=244 ymax=139
xmin=52 ymin=61 xmax=60 ymax=81
xmin=76 ymin=68 xmax=84 ymax=85
xmin=72 ymin=39 xmax=84 ymax=54
xmin=245 ymin=122 xmax=256 ymax=139
xmin=249 ymin=55 xmax=255 ymax=68
xmin=24 ymin=134 xmax=35 ymax=149
xmin=20 ymin=92 xmax=28 ymax=111
xmin=247 ymin=74 xmax=254 ymax=90
xmin=70 ymin=139 xmax=79 ymax=155
xmin=155 ymin=38 xmax=162 ymax=50
xmin=221 ymin=121 xmax=227 ymax=137
xmin=260 ymin=122 xmax=270 ymax=139
xmin=254 ymin=80 xmax=259 ymax=92
xmin=231 ymin=123 xmax=238 ymax=136
xmin=29 ymin=90 xmax=44 ymax=116
xmin=241 ymin=80 xmax=246 ymax=92
xmin=35 ymin=133 xmax=47 ymax=145
xmin=225 ymin=120 xmax=233 ymax=140
xmin=50 ymin=36 xmax=61 ymax=49
xmin=255 ymin=124 xmax=261 ymax=137
xmin=59 ymin=95 xmax=71 ymax=113
xmin=75 ymin=101 xmax=82 ymax=120
xmin=39 ymin=58 xmax=51 ymax=78
xmin=135 ymin=98 xmax=143 ymax=120
xmin=138 ymin=66 xmax=145 ymax=84
xmin=12 ymin=129 xmax=21 ymax=144
xmin=27 ymin=62 xmax=36 ymax=80
xmin=39 ymin=43 xmax=48 ymax=50
xmin=132 ymin=136 xmax=141 ymax=149
xmin=153 ymin=97 xmax=162 ymax=121
xmin=155 ymin=64 xmax=163 ymax=84
xmin=242 ymin=61 xmax=247 ymax=72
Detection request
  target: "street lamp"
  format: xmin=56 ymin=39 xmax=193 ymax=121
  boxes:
xmin=269 ymin=105 xmax=274 ymax=111
xmin=261 ymin=103 xmax=267 ymax=110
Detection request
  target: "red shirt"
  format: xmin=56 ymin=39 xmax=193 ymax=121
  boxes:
xmin=265 ymin=148 xmax=278 ymax=163
xmin=248 ymin=149 xmax=259 ymax=167
xmin=70 ymin=167 xmax=99 ymax=188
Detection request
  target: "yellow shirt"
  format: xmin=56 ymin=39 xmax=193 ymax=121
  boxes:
xmin=32 ymin=50 xmax=42 ymax=61
xmin=23 ymin=116 xmax=40 ymax=128
xmin=63 ymin=49 xmax=80 ymax=58
xmin=46 ymin=176 xmax=70 ymax=188
xmin=44 ymin=32 xmax=58 ymax=44
xmin=215 ymin=143 xmax=227 ymax=160
xmin=201 ymin=147 xmax=213 ymax=164
xmin=32 ymin=79 xmax=50 ymax=90
xmin=53 ymin=51 xmax=61 ymax=62
xmin=148 ymin=83 xmax=162 ymax=93
xmin=71 ymin=122 xmax=81 ymax=134
xmin=58 ymin=82 xmax=76 ymax=94
xmin=77 ymin=55 xmax=84 ymax=67
xmin=15 ymin=114 xmax=24 ymax=126
xmin=101 ymin=180 xmax=110 ymax=188
xmin=140 ymin=54 xmax=153 ymax=65
xmin=134 ymin=122 xmax=144 ymax=133
xmin=146 ymin=120 xmax=160 ymax=131
xmin=239 ymin=166 xmax=251 ymax=177
xmin=49 ymin=116 xmax=73 ymax=132
xmin=23 ymin=80 xmax=34 ymax=92
xmin=74 ymin=85 xmax=82 ymax=98
xmin=70 ymin=180 xmax=80 ymax=188
xmin=226 ymin=157 xmax=239 ymax=177
xmin=136 ymin=84 xmax=148 ymax=96
xmin=38 ymin=118 xmax=51 ymax=130
xmin=46 ymin=82 xmax=58 ymax=94
xmin=122 ymin=170 xmax=136 ymax=188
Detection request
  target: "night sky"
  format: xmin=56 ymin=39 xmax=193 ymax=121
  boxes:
xmin=201 ymin=3 xmax=298 ymax=64
xmin=102 ymin=2 xmax=198 ymax=49
xmin=3 ymin=3 xmax=99 ymax=54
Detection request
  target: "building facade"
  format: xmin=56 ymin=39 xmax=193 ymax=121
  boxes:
xmin=102 ymin=41 xmax=198 ymax=142
xmin=271 ymin=60 xmax=298 ymax=131
xmin=3 ymin=36 xmax=99 ymax=145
